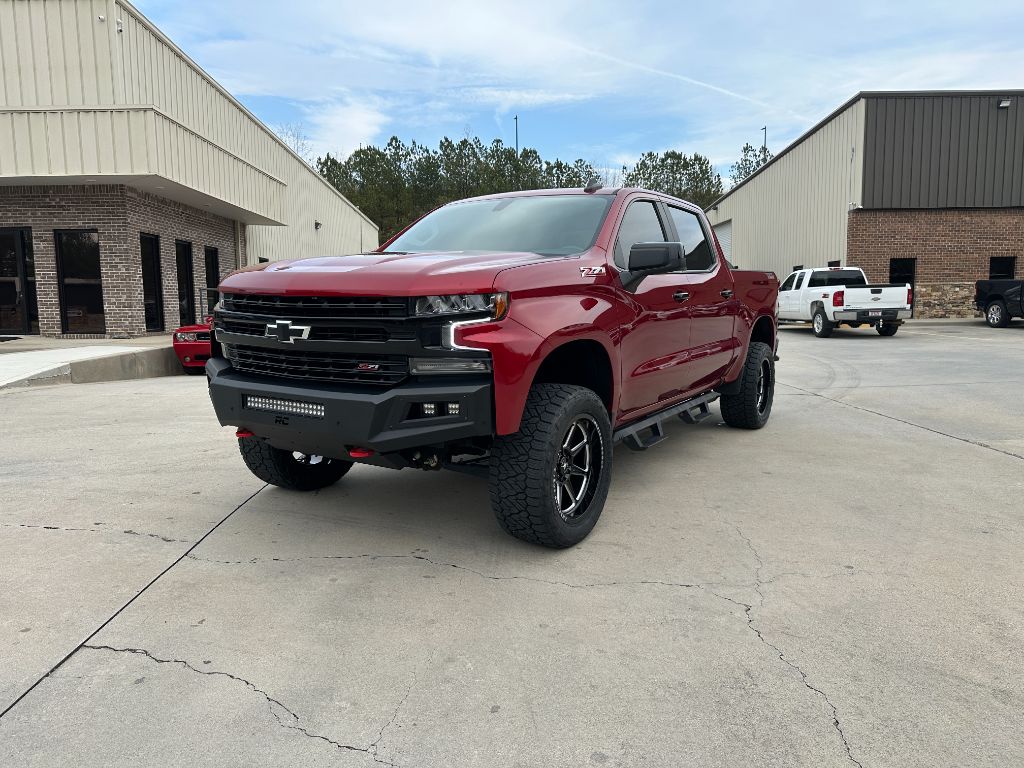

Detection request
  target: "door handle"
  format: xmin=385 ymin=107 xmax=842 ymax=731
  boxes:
xmin=720 ymin=289 xmax=733 ymax=298
xmin=673 ymin=291 xmax=690 ymax=302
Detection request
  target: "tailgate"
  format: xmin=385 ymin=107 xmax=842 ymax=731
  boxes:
xmin=843 ymin=285 xmax=909 ymax=309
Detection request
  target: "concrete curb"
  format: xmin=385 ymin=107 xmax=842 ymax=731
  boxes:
xmin=69 ymin=346 xmax=183 ymax=385
xmin=1 ymin=347 xmax=183 ymax=390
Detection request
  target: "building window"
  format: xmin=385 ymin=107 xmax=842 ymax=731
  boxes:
xmin=0 ymin=228 xmax=38 ymax=335
xmin=55 ymin=230 xmax=105 ymax=334
xmin=175 ymin=241 xmax=196 ymax=326
xmin=890 ymin=257 xmax=917 ymax=318
xmin=990 ymin=256 xmax=1016 ymax=280
xmin=204 ymin=246 xmax=220 ymax=317
xmin=140 ymin=234 xmax=164 ymax=332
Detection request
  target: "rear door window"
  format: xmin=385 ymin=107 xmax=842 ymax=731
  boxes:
xmin=614 ymin=201 xmax=667 ymax=268
xmin=667 ymin=207 xmax=715 ymax=271
xmin=795 ymin=272 xmax=806 ymax=290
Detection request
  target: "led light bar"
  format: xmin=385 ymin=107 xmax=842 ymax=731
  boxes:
xmin=245 ymin=395 xmax=325 ymax=420
xmin=409 ymin=357 xmax=492 ymax=375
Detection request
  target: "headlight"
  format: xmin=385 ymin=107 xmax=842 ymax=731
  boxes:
xmin=175 ymin=332 xmax=197 ymax=342
xmin=414 ymin=293 xmax=508 ymax=319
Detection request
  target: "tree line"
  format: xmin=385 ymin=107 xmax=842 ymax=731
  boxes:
xmin=314 ymin=135 xmax=772 ymax=241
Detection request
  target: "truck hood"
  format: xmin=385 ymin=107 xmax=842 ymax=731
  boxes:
xmin=221 ymin=251 xmax=559 ymax=296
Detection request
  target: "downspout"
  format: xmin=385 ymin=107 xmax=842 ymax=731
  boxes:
xmin=234 ymin=220 xmax=243 ymax=269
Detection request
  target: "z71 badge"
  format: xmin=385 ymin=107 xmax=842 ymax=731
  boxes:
xmin=579 ymin=266 xmax=606 ymax=277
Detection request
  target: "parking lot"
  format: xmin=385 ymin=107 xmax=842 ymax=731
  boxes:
xmin=1 ymin=321 xmax=1021 ymax=767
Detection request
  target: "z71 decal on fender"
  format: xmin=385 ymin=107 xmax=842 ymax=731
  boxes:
xmin=579 ymin=266 xmax=606 ymax=277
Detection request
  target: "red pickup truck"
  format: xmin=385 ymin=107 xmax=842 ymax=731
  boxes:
xmin=207 ymin=186 xmax=779 ymax=547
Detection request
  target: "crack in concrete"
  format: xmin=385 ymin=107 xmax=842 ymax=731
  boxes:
xmin=722 ymin=528 xmax=864 ymax=768
xmin=369 ymin=671 xmax=417 ymax=766
xmin=779 ymin=381 xmax=1023 ymax=461
xmin=2 ymin=523 xmax=97 ymax=533
xmin=2 ymin=523 xmax=189 ymax=543
xmin=82 ymin=644 xmax=402 ymax=765
xmin=184 ymin=552 xmax=705 ymax=592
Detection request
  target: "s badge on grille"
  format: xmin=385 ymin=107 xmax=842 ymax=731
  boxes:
xmin=265 ymin=319 xmax=311 ymax=343
xmin=356 ymin=362 xmax=380 ymax=371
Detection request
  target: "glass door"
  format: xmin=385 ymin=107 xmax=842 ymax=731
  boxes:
xmin=889 ymin=257 xmax=916 ymax=318
xmin=176 ymin=241 xmax=196 ymax=326
xmin=0 ymin=228 xmax=38 ymax=335
xmin=140 ymin=234 xmax=164 ymax=331
xmin=203 ymin=246 xmax=220 ymax=318
xmin=55 ymin=230 xmax=105 ymax=334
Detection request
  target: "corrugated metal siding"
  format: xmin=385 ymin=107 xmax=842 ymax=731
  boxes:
xmin=713 ymin=220 xmax=732 ymax=259
xmin=706 ymin=99 xmax=865 ymax=273
xmin=246 ymin=166 xmax=379 ymax=262
xmin=0 ymin=0 xmax=377 ymax=258
xmin=863 ymin=94 xmax=1024 ymax=208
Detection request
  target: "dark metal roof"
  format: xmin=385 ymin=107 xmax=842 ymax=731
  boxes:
xmin=707 ymin=89 xmax=1024 ymax=211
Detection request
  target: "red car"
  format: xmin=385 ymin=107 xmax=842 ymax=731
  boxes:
xmin=172 ymin=318 xmax=212 ymax=374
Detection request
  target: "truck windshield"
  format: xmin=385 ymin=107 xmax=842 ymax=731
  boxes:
xmin=385 ymin=195 xmax=613 ymax=256
xmin=808 ymin=270 xmax=867 ymax=287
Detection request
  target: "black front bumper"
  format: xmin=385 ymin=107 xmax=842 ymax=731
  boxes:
xmin=206 ymin=358 xmax=493 ymax=458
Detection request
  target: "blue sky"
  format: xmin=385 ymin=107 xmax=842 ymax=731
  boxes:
xmin=135 ymin=0 xmax=1023 ymax=180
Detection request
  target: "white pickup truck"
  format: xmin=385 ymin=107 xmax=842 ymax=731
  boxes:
xmin=777 ymin=267 xmax=913 ymax=337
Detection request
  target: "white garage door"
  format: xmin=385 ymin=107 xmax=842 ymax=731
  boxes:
xmin=714 ymin=220 xmax=732 ymax=260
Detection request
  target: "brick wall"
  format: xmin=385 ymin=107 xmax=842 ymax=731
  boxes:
xmin=847 ymin=208 xmax=1024 ymax=318
xmin=125 ymin=188 xmax=240 ymax=332
xmin=0 ymin=185 xmax=244 ymax=337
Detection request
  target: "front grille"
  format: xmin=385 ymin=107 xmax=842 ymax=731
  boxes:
xmin=218 ymin=317 xmax=415 ymax=343
xmin=223 ymin=293 xmax=410 ymax=319
xmin=224 ymin=343 xmax=407 ymax=386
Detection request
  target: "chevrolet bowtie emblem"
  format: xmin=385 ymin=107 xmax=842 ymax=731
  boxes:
xmin=265 ymin=319 xmax=311 ymax=343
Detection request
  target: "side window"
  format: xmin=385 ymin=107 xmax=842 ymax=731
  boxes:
xmin=779 ymin=273 xmax=796 ymax=292
xmin=794 ymin=272 xmax=806 ymax=290
xmin=614 ymin=201 xmax=666 ymax=268
xmin=668 ymin=207 xmax=715 ymax=271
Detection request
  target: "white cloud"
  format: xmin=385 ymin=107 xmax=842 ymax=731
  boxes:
xmin=303 ymin=97 xmax=391 ymax=159
xmin=136 ymin=0 xmax=1024 ymax=168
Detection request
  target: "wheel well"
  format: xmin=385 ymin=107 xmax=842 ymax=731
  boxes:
xmin=751 ymin=315 xmax=775 ymax=349
xmin=533 ymin=340 xmax=613 ymax=413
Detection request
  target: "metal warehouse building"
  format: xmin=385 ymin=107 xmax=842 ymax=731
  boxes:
xmin=707 ymin=90 xmax=1023 ymax=317
xmin=0 ymin=0 xmax=378 ymax=338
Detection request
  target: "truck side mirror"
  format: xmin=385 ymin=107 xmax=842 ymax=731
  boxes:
xmin=622 ymin=242 xmax=686 ymax=291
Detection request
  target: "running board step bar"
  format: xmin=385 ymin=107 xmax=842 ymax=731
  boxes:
xmin=613 ymin=391 xmax=720 ymax=451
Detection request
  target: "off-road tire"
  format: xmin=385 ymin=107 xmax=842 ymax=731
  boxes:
xmin=812 ymin=309 xmax=834 ymax=338
xmin=489 ymin=384 xmax=612 ymax=548
xmin=239 ymin=437 xmax=352 ymax=491
xmin=876 ymin=322 xmax=899 ymax=336
xmin=986 ymin=300 xmax=1010 ymax=328
xmin=720 ymin=341 xmax=774 ymax=430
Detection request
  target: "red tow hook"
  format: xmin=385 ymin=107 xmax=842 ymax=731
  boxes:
xmin=349 ymin=447 xmax=375 ymax=459
xmin=235 ymin=428 xmax=255 ymax=438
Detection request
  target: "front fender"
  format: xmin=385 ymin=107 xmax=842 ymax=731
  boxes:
xmin=458 ymin=293 xmax=624 ymax=435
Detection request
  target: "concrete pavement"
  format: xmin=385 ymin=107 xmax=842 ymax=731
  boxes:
xmin=0 ymin=320 xmax=1021 ymax=767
